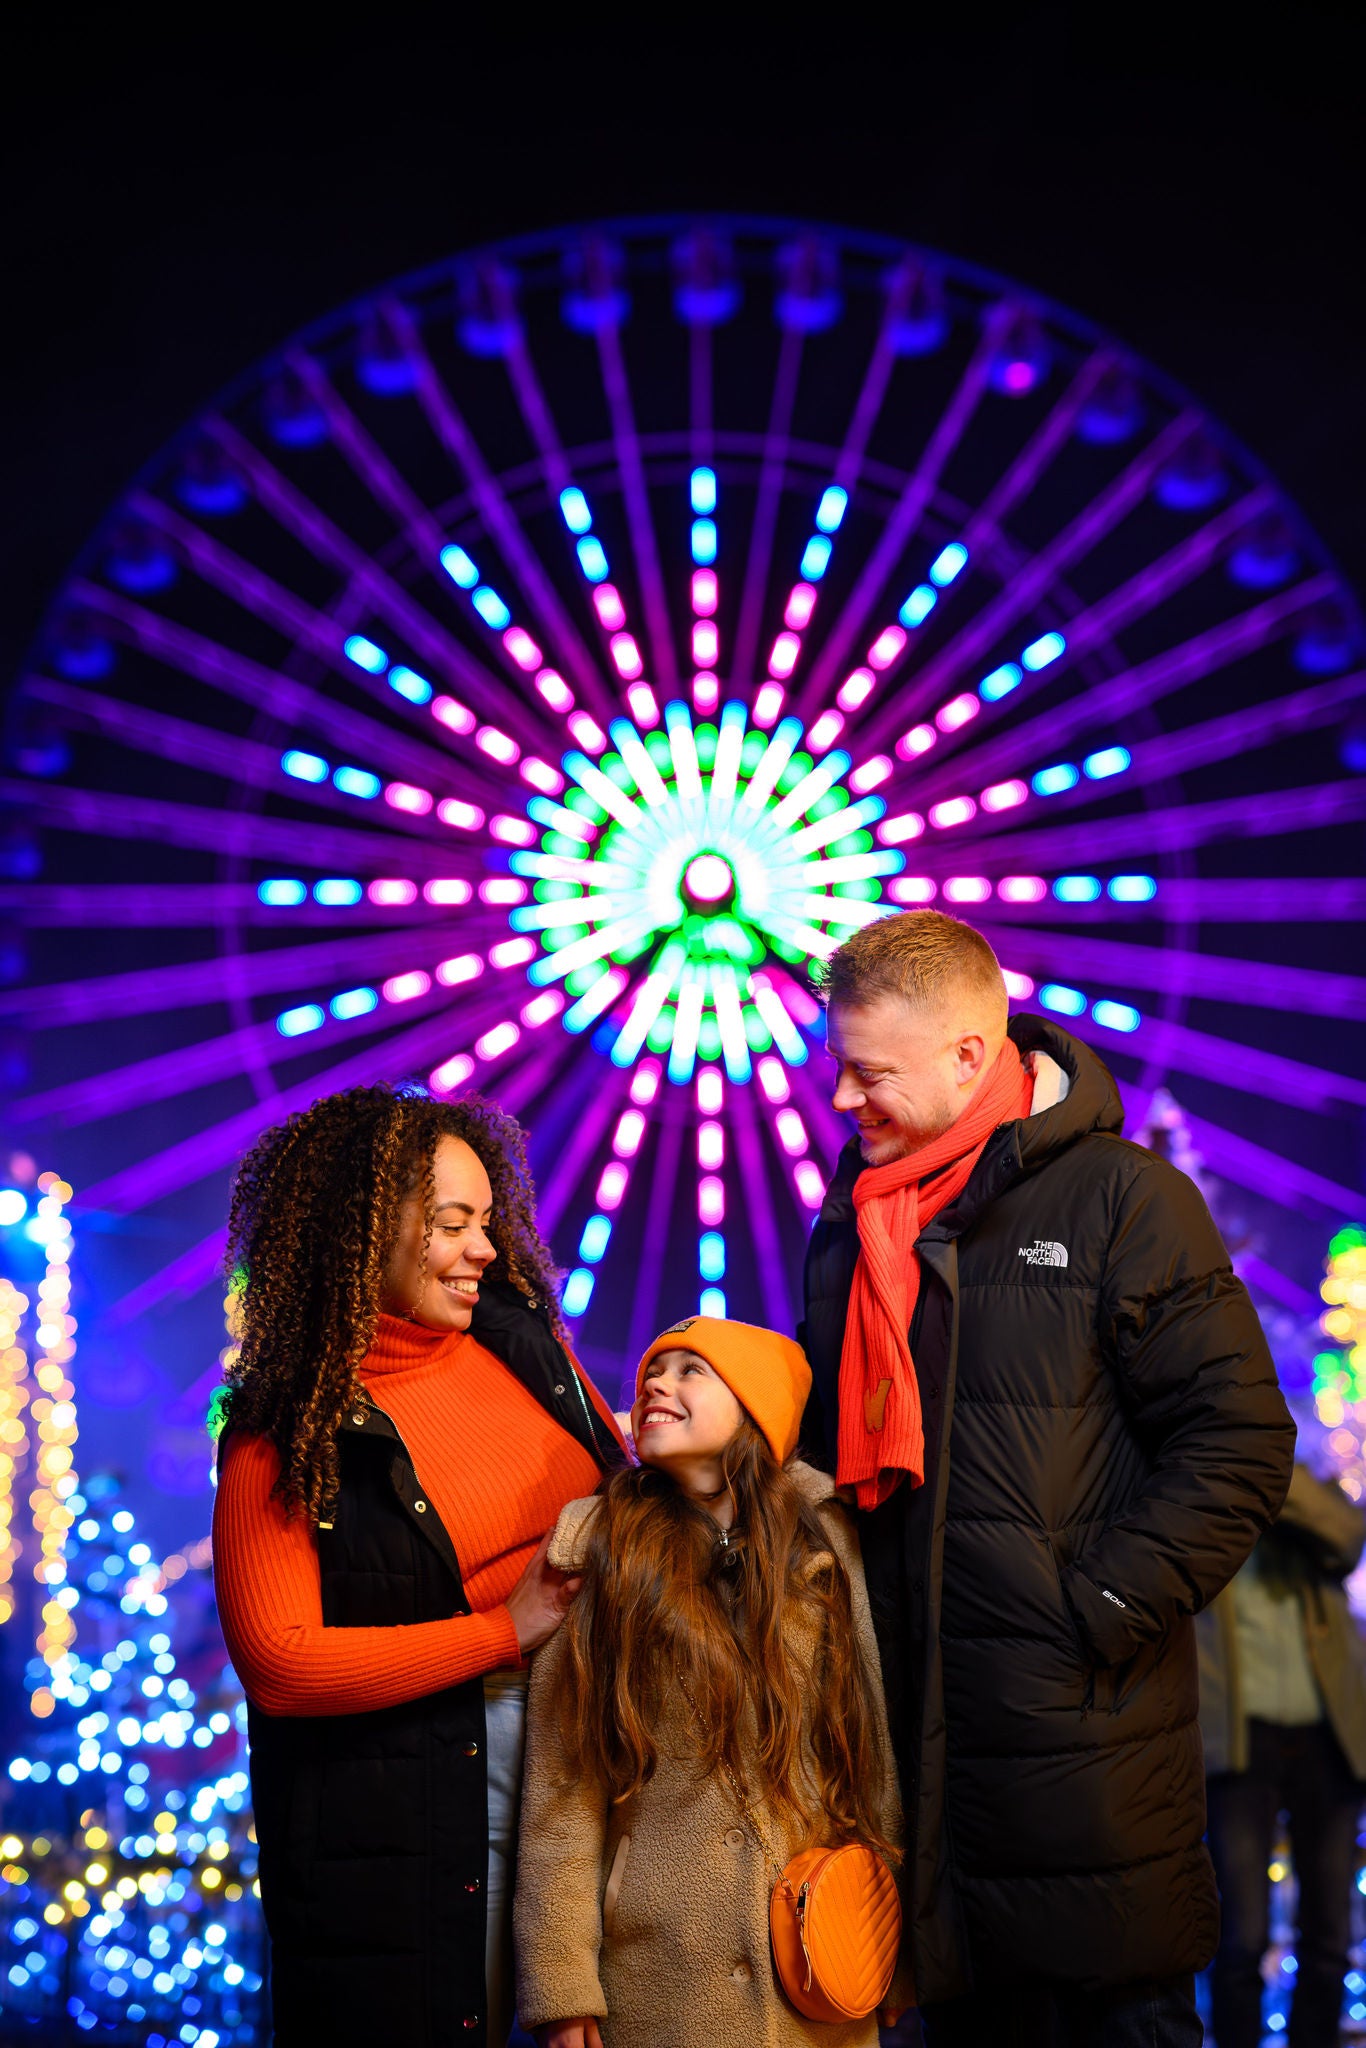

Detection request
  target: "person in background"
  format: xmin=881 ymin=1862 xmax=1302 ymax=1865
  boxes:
xmin=1198 ymin=1460 xmax=1366 ymax=2048
xmin=212 ymin=1083 xmax=624 ymax=2048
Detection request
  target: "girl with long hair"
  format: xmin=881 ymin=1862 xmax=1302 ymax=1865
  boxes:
xmin=514 ymin=1317 xmax=907 ymax=2048
xmin=212 ymin=1083 xmax=623 ymax=2048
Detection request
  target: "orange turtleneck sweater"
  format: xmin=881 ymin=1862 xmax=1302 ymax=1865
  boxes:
xmin=213 ymin=1314 xmax=614 ymax=1718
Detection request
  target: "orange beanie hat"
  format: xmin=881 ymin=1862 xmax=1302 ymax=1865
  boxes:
xmin=635 ymin=1317 xmax=812 ymax=1465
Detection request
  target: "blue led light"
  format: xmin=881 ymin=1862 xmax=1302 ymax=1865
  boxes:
xmin=900 ymin=585 xmax=938 ymax=628
xmin=980 ymin=662 xmax=1022 ymax=702
xmin=1053 ymin=874 xmax=1102 ymax=902
xmin=0 ymin=1188 xmax=27 ymax=1226
xmin=388 ymin=665 xmax=433 ymax=704
xmin=1092 ymin=999 xmax=1141 ymax=1032
xmin=1032 ymin=762 xmax=1080 ymax=796
xmin=277 ymin=1003 xmax=326 ymax=1037
xmin=282 ymin=749 xmax=328 ymax=783
xmin=576 ymin=535 xmax=610 ymax=582
xmin=815 ymin=485 xmax=848 ymax=533
xmin=801 ymin=534 xmax=833 ymax=581
xmin=332 ymin=766 xmax=380 ymax=799
xmin=559 ymin=486 xmax=593 ymax=534
xmin=343 ymin=633 xmax=387 ymax=674
xmin=1083 ymin=745 xmax=1131 ymax=779
xmin=562 ymin=1267 xmax=595 ymax=1317
xmin=699 ymin=1231 xmax=726 ymax=1281
xmin=330 ymin=987 xmax=379 ymax=1020
xmin=579 ymin=1214 xmax=612 ymax=1263
xmin=1022 ymin=631 xmax=1066 ymax=671
xmin=929 ymin=542 xmax=969 ymax=586
xmin=691 ymin=518 xmax=718 ymax=565
xmin=257 ymin=878 xmax=306 ymax=906
xmin=313 ymin=878 xmax=363 ymax=905
xmin=472 ymin=586 xmax=512 ymax=630
xmin=439 ymin=544 xmax=480 ymax=589
xmin=700 ymin=1286 xmax=727 ymax=1317
xmin=690 ymin=466 xmax=717 ymax=515
xmin=1039 ymin=984 xmax=1087 ymax=1017
xmin=1108 ymin=874 xmax=1157 ymax=902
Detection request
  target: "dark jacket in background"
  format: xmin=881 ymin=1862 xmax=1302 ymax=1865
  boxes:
xmin=1197 ymin=1459 xmax=1366 ymax=1778
xmin=800 ymin=1017 xmax=1295 ymax=2004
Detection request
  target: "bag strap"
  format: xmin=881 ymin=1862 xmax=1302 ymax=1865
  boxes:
xmin=676 ymin=1674 xmax=797 ymax=1901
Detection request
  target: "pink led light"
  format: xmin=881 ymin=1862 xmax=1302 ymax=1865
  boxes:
xmin=630 ymin=1059 xmax=662 ymax=1106
xmin=696 ymin=1067 xmax=724 ymax=1116
xmin=568 ymin=710 xmax=606 ymax=753
xmin=596 ymin=1161 xmax=630 ymax=1210
xmin=756 ymin=1056 xmax=790 ymax=1104
xmin=999 ymin=874 xmax=1048 ymax=903
xmin=877 ymin=811 xmax=924 ymax=845
xmin=536 ymin=668 xmax=574 ymax=713
xmin=837 ymin=668 xmax=875 ymax=713
xmin=981 ymin=778 xmax=1028 ymax=812
xmin=521 ymin=756 xmax=565 ymax=796
xmin=692 ymin=671 xmax=719 ymax=714
xmin=868 ymin=625 xmax=907 ymax=671
xmin=368 ymin=877 xmax=417 ymax=906
xmin=753 ymin=683 xmax=785 ymax=727
xmin=1001 ymin=359 xmax=1038 ymax=395
xmin=768 ymin=631 xmax=801 ymax=679
xmin=476 ymin=724 xmax=520 ymax=765
xmin=593 ymin=584 xmax=627 ymax=631
xmin=1003 ymin=968 xmax=1036 ymax=999
xmin=610 ymin=632 xmax=644 ymax=680
xmin=521 ymin=990 xmax=565 ymax=1027
xmin=692 ymin=619 xmax=719 ymax=667
xmin=436 ymin=953 xmax=483 ymax=987
xmin=936 ymin=693 xmax=980 ymax=734
xmin=849 ymin=755 xmax=893 ymax=794
xmin=432 ymin=694 xmax=476 ymax=736
xmin=794 ymin=1160 xmax=825 ymax=1210
xmin=889 ymin=877 xmax=938 ymax=904
xmin=627 ymin=683 xmax=659 ymax=727
xmin=896 ymin=723 xmax=936 ymax=760
xmin=385 ymin=781 xmax=433 ymax=816
xmin=697 ymin=1120 xmax=725 ymax=1170
xmin=480 ymin=878 xmax=527 ymax=905
xmin=490 ymin=814 xmax=537 ymax=847
xmin=502 ymin=626 xmax=542 ymax=672
xmin=698 ymin=1175 xmax=725 ymax=1226
xmin=430 ymin=1053 xmax=474 ymax=1094
xmin=775 ymin=1107 xmax=808 ymax=1156
xmin=784 ymin=582 xmax=817 ymax=630
xmin=613 ymin=1108 xmax=647 ymax=1157
xmin=943 ymin=876 xmax=992 ymax=904
xmin=929 ymin=796 xmax=977 ymax=830
xmin=383 ymin=970 xmax=431 ymax=1004
xmin=692 ymin=568 xmax=718 ymax=615
xmin=424 ymin=878 xmax=473 ymax=905
xmin=476 ymin=1021 xmax=520 ymax=1061
xmin=808 ymin=709 xmax=844 ymax=751
xmin=754 ymin=968 xmax=820 ymax=1027
xmin=438 ymin=798 xmax=485 ymax=831
xmin=491 ymin=936 xmax=537 ymax=968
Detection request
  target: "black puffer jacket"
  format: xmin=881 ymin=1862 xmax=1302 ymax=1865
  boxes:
xmin=801 ymin=1018 xmax=1294 ymax=2002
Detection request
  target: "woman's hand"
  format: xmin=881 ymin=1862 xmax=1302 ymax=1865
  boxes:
xmin=506 ymin=1530 xmax=583 ymax=1655
xmin=534 ymin=2020 xmax=604 ymax=2048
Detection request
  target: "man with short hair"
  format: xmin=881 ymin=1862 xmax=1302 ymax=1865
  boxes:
xmin=799 ymin=909 xmax=1294 ymax=2048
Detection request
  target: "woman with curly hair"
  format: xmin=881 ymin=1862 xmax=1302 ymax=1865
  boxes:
xmin=211 ymin=1082 xmax=624 ymax=2048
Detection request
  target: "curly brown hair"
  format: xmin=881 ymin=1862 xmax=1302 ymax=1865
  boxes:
xmin=220 ymin=1083 xmax=564 ymax=1525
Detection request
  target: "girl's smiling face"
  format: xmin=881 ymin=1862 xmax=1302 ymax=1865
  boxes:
xmin=632 ymin=1348 xmax=744 ymax=1470
xmin=381 ymin=1134 xmax=497 ymax=1331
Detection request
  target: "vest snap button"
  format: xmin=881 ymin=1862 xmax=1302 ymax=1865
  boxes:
xmin=414 ymin=1500 xmax=427 ymax=1512
xmin=463 ymin=1740 xmax=479 ymax=1756
xmin=351 ymin=1412 xmax=365 ymax=1426
xmin=554 ymin=1384 xmax=566 ymax=1396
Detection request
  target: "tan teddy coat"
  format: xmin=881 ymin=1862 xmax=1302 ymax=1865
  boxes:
xmin=513 ymin=1461 xmax=907 ymax=2048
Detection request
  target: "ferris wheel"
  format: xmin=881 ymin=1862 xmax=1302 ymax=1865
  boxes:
xmin=3 ymin=213 xmax=1363 ymax=1386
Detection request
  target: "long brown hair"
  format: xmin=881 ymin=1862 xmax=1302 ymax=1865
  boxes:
xmin=220 ymin=1083 xmax=563 ymax=1524
xmin=558 ymin=1417 xmax=896 ymax=1858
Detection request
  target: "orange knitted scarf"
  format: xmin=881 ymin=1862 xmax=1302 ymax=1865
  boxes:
xmin=836 ymin=1039 xmax=1034 ymax=1509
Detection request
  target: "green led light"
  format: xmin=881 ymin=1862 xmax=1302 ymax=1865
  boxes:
xmin=810 ymin=788 xmax=848 ymax=821
xmin=743 ymin=1009 xmax=774 ymax=1051
xmin=776 ymin=751 xmax=814 ymax=794
xmin=564 ymin=788 xmax=607 ymax=821
xmin=1330 ymin=1226 xmax=1366 ymax=1257
xmin=698 ymin=1015 xmax=723 ymax=1059
xmin=694 ymin=723 xmax=719 ymax=769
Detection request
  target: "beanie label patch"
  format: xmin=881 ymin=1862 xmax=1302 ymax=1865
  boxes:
xmin=658 ymin=1317 xmax=698 ymax=1337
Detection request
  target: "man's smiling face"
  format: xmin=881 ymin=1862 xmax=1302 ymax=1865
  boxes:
xmin=826 ymin=996 xmax=984 ymax=1165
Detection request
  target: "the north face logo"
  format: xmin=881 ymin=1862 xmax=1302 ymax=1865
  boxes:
xmin=1018 ymin=1240 xmax=1069 ymax=1268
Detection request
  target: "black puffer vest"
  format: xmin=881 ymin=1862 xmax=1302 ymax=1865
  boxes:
xmin=246 ymin=1283 xmax=620 ymax=2048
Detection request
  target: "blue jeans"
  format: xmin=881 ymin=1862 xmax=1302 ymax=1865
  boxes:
xmin=917 ymin=1974 xmax=1203 ymax=2046
xmin=485 ymin=1669 xmax=529 ymax=2048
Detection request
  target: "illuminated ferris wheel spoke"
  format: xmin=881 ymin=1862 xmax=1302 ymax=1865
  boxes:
xmin=592 ymin=324 xmax=678 ymax=697
xmin=955 ymin=347 xmax=1119 ymax=556
xmin=732 ymin=327 xmax=806 ymax=690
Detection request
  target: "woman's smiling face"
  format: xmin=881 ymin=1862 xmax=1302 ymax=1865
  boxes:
xmin=382 ymin=1134 xmax=497 ymax=1331
xmin=632 ymin=1348 xmax=744 ymax=1469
